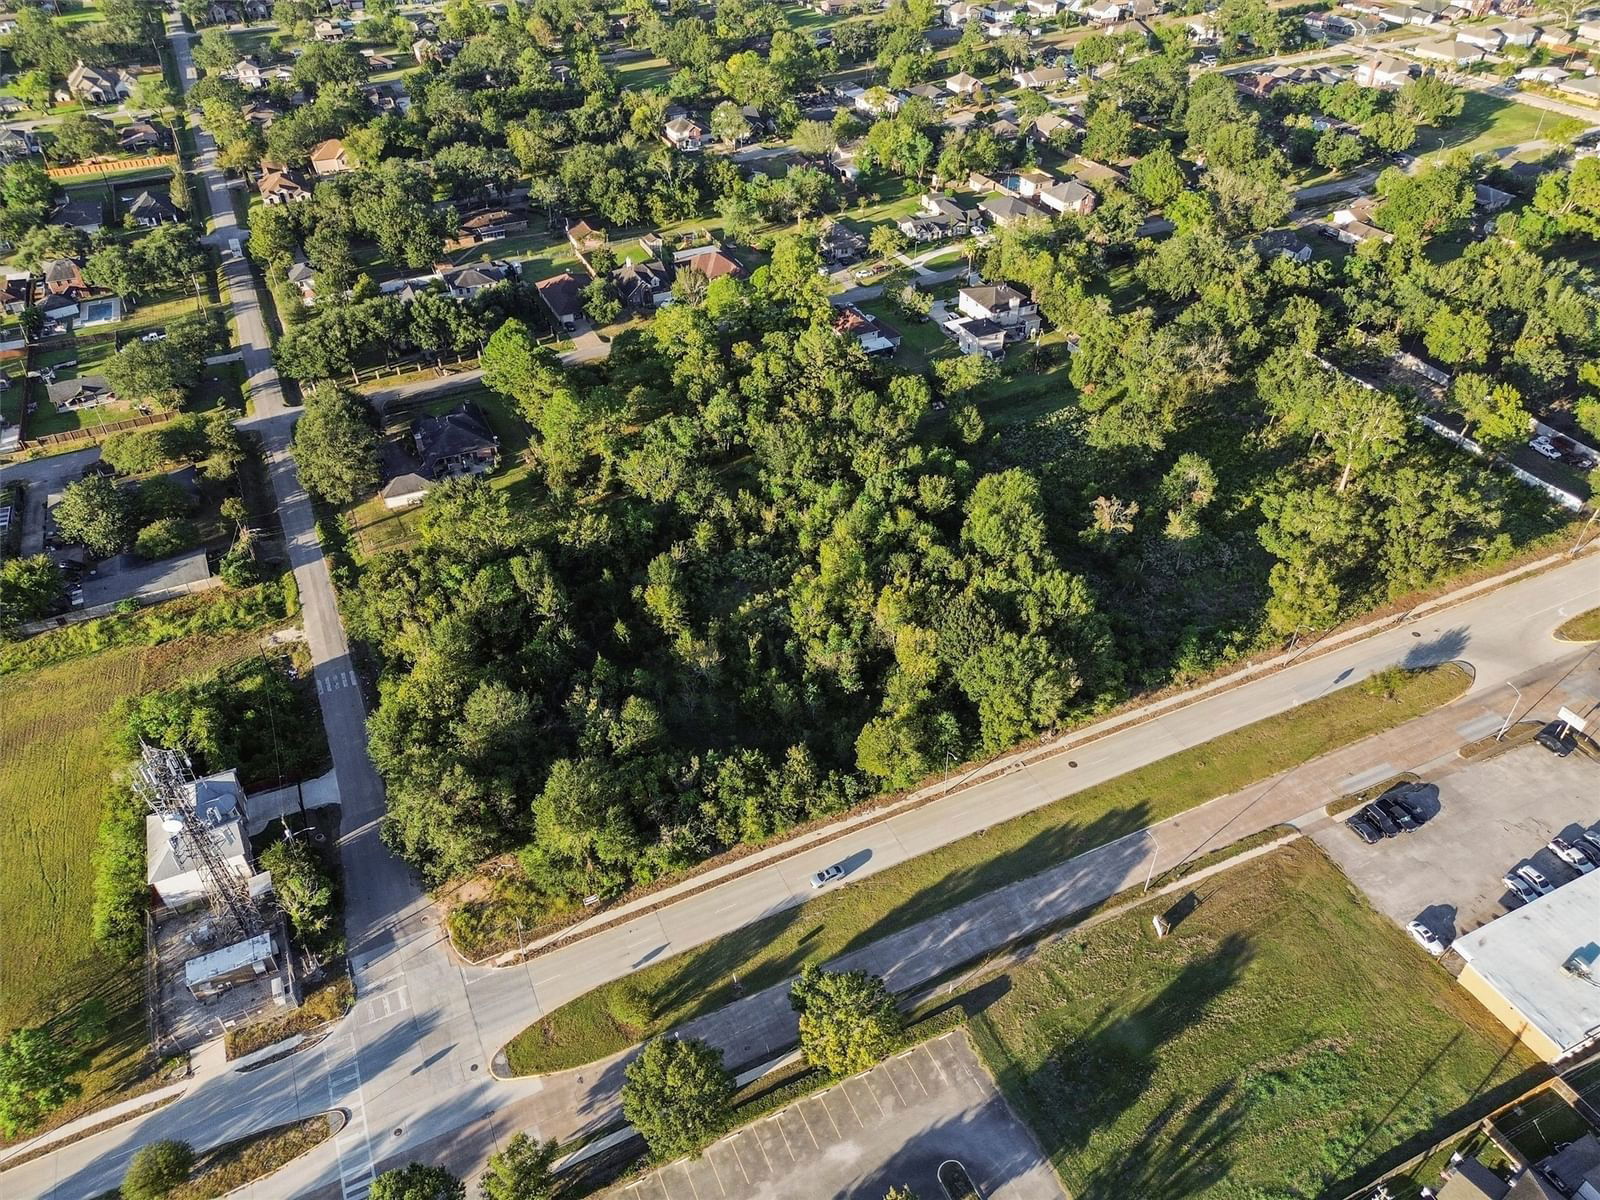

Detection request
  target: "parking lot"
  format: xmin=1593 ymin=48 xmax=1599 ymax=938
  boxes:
xmin=615 ymin=1031 xmax=1065 ymax=1200
xmin=1313 ymin=742 xmax=1599 ymax=950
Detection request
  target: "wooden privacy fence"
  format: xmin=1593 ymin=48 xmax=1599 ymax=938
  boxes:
xmin=46 ymin=154 xmax=177 ymax=179
xmin=25 ymin=409 xmax=175 ymax=448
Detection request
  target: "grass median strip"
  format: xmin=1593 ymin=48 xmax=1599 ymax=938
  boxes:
xmin=1556 ymin=605 xmax=1600 ymax=642
xmin=503 ymin=664 xmax=1471 ymax=1076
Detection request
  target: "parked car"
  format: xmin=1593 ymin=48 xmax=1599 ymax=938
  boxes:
xmin=1529 ymin=435 xmax=1564 ymax=461
xmin=1549 ymin=836 xmax=1596 ymax=873
xmin=1374 ymin=795 xmax=1417 ymax=832
xmin=1535 ymin=720 xmax=1577 ymax=757
xmin=1579 ymin=830 xmax=1600 ymax=861
xmin=1347 ymin=813 xmax=1382 ymax=844
xmin=1378 ymin=782 xmax=1430 ymax=826
xmin=1503 ymin=873 xmax=1539 ymax=906
xmin=1362 ymin=803 xmax=1401 ymax=838
xmin=1514 ymin=863 xmax=1553 ymax=896
xmin=1405 ymin=920 xmax=1446 ymax=957
xmin=809 ymin=862 xmax=846 ymax=888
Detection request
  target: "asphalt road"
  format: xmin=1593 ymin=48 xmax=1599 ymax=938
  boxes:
xmin=12 ymin=539 xmax=1598 ymax=1199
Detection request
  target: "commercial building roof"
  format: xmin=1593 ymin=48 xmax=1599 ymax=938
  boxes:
xmin=1452 ymin=867 xmax=1600 ymax=1059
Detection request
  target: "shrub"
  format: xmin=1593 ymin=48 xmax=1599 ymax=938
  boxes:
xmin=90 ymin=787 xmax=148 ymax=960
xmin=134 ymin=517 xmax=200 ymax=561
xmin=607 ymin=983 xmax=652 ymax=1031
xmin=122 ymin=1139 xmax=195 ymax=1200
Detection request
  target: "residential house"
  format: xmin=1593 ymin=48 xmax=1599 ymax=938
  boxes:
xmin=612 ymin=259 xmax=671 ymax=309
xmin=536 ymin=270 xmax=589 ymax=329
xmin=452 ymin=208 xmax=528 ymax=246
xmin=1516 ymin=64 xmax=1569 ymax=83
xmin=818 ymin=221 xmax=867 ymax=266
xmin=566 ymin=219 xmax=607 ymax=255
xmin=1069 ymin=157 xmax=1126 ymax=188
xmin=1577 ymin=20 xmax=1600 ymax=43
xmin=232 ymin=55 xmax=266 ymax=88
xmin=1187 ymin=13 xmax=1221 ymax=41
xmin=1378 ymin=5 xmax=1437 ymax=27
xmin=1325 ymin=12 xmax=1386 ymax=36
xmin=312 ymin=17 xmax=347 ymax=39
xmin=126 ymin=190 xmax=180 ymax=227
xmin=413 ymin=36 xmax=445 ymax=63
xmin=241 ymin=101 xmax=281 ymax=128
xmin=1012 ymin=168 xmax=1056 ymax=199
xmin=1558 ymin=74 xmax=1600 ymax=100
xmin=1026 ymin=0 xmax=1060 ymax=17
xmin=830 ymin=143 xmax=862 ymax=183
xmin=663 ymin=115 xmax=708 ymax=151
xmin=65 ymin=61 xmax=137 ymax=105
xmin=309 ymin=138 xmax=353 ymax=175
xmin=1013 ymin=64 xmax=1069 ymax=89
xmin=413 ymin=401 xmax=500 ymax=478
xmin=46 ymin=374 xmax=117 ymax=410
xmin=1102 ymin=17 xmax=1154 ymax=40
xmin=0 ymin=274 xmax=30 ymax=314
xmin=990 ymin=117 xmax=1022 ymax=141
xmin=257 ymin=166 xmax=311 ymax=204
xmin=51 ymin=196 xmax=103 ymax=234
xmin=1473 ymin=182 xmax=1514 ymax=211
xmin=905 ymin=82 xmax=946 ymax=105
xmin=440 ymin=260 xmax=516 ymax=299
xmin=1412 ymin=37 xmax=1486 ymax=64
xmin=1030 ymin=111 xmax=1080 ymax=145
xmin=944 ymin=71 xmax=985 ymax=96
xmin=1039 ymin=178 xmax=1095 ymax=216
xmin=286 ymin=260 xmax=317 ymax=305
xmin=675 ymin=243 xmax=744 ymax=282
xmin=1082 ymin=0 xmax=1122 ymax=21
xmin=1328 ymin=199 xmax=1393 ymax=244
xmin=946 ymin=0 xmax=979 ymax=22
xmin=1354 ymin=55 xmax=1416 ymax=88
xmin=381 ymin=473 xmax=433 ymax=510
xmin=363 ymin=81 xmax=411 ymax=115
xmin=41 ymin=257 xmax=87 ymax=296
xmin=957 ymin=283 xmax=1040 ymax=338
xmin=1253 ymin=229 xmax=1312 ymax=262
xmin=946 ymin=315 xmax=1009 ymax=357
xmin=117 ymin=120 xmax=169 ymax=152
xmin=834 ymin=305 xmax=902 ymax=355
xmin=979 ymin=194 xmax=1047 ymax=226
xmin=1456 ymin=24 xmax=1505 ymax=48
xmin=0 ymin=128 xmax=39 ymax=162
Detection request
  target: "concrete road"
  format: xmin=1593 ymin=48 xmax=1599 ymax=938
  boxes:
xmin=12 ymin=543 xmax=1598 ymax=1199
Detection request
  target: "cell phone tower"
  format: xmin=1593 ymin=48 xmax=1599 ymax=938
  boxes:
xmin=133 ymin=743 xmax=260 ymax=941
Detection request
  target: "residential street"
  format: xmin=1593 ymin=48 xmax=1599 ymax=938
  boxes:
xmin=10 ymin=534 xmax=1598 ymax=1198
xmin=5 ymin=23 xmax=1600 ymax=1200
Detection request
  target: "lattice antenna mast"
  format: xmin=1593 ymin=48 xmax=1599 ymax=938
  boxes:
xmin=134 ymin=743 xmax=259 ymax=940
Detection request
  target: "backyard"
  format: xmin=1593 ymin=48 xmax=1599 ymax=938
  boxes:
xmin=967 ymin=840 xmax=1544 ymax=1200
xmin=0 ymin=590 xmax=291 ymax=1141
xmin=1412 ymin=92 xmax=1555 ymax=162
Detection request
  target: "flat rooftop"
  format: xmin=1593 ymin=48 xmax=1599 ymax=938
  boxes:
xmin=1452 ymin=868 xmax=1600 ymax=1056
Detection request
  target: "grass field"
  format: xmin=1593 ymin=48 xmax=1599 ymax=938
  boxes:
xmin=0 ymin=610 xmax=288 ymax=1139
xmin=1556 ymin=606 xmax=1600 ymax=642
xmin=1413 ymin=93 xmax=1552 ymax=162
xmin=967 ymin=841 xmax=1542 ymax=1199
xmin=499 ymin=663 xmax=1470 ymax=1075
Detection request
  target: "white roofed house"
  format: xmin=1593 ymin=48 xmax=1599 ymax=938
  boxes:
xmin=944 ymin=71 xmax=985 ymax=96
xmin=1412 ymin=38 xmax=1486 ymax=65
xmin=1454 ymin=25 xmax=1505 ymax=49
xmin=1013 ymin=64 xmax=1068 ymax=89
xmin=1039 ymin=178 xmax=1096 ymax=216
xmin=663 ymin=115 xmax=708 ymax=151
xmin=958 ymin=283 xmax=1040 ymax=337
xmin=1493 ymin=21 xmax=1538 ymax=47
xmin=1354 ymin=55 xmax=1416 ymax=88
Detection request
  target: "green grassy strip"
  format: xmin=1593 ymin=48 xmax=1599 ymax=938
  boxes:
xmin=503 ymin=664 xmax=1471 ymax=1076
xmin=1556 ymin=605 xmax=1600 ymax=643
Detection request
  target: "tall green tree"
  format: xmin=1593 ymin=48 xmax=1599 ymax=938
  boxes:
xmin=370 ymin=1163 xmax=466 ymax=1200
xmin=621 ymin=1036 xmax=734 ymax=1159
xmin=790 ymin=965 xmax=902 ymax=1077
xmin=52 ymin=475 xmax=136 ymax=557
xmin=0 ymin=1027 xmax=78 ymax=1136
xmin=478 ymin=1132 xmax=558 ymax=1200
xmin=291 ymin=387 xmax=382 ymax=504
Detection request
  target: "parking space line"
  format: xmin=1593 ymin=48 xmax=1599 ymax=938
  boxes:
xmin=727 ymin=1136 xmax=752 ymax=1185
xmin=919 ymin=1043 xmax=951 ymax=1086
xmin=902 ymin=1050 xmax=933 ymax=1096
xmin=704 ymin=1146 xmax=727 ymax=1197
xmin=655 ymin=1169 xmax=675 ymax=1200
xmin=840 ymin=1079 xmax=866 ymax=1127
xmin=883 ymin=1060 xmax=908 ymax=1104
xmin=818 ymin=1092 xmax=843 ymax=1138
xmin=796 ymin=1100 xmax=822 ymax=1149
xmin=861 ymin=1072 xmax=887 ymax=1116
xmin=752 ymin=1122 xmax=776 ymax=1173
xmin=774 ymin=1112 xmax=799 ymax=1161
xmin=677 ymin=1161 xmax=702 ymax=1200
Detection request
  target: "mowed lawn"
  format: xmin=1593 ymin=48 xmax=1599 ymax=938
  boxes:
xmin=968 ymin=840 xmax=1541 ymax=1200
xmin=0 ymin=624 xmax=277 ymax=1132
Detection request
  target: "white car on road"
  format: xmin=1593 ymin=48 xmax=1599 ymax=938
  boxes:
xmin=1406 ymin=920 xmax=1446 ymax=957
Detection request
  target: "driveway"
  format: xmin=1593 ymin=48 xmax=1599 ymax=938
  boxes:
xmin=1312 ymin=740 xmax=1600 ymax=948
xmin=616 ymin=1032 xmax=1065 ymax=1200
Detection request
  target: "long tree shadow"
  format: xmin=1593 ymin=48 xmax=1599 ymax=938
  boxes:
xmin=984 ymin=932 xmax=1254 ymax=1200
